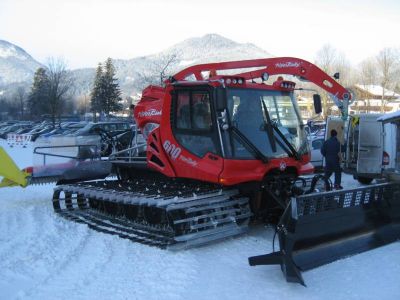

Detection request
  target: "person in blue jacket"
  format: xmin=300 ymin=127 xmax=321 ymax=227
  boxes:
xmin=321 ymin=129 xmax=343 ymax=190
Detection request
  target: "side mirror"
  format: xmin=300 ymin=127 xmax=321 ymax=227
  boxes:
xmin=313 ymin=94 xmax=322 ymax=114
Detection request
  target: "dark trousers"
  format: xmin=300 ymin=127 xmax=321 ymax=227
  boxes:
xmin=324 ymin=165 xmax=341 ymax=186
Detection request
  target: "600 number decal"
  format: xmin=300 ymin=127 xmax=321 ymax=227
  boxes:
xmin=163 ymin=140 xmax=181 ymax=160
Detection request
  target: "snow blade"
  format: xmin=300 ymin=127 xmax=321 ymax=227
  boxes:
xmin=249 ymin=182 xmax=400 ymax=286
xmin=0 ymin=146 xmax=29 ymax=188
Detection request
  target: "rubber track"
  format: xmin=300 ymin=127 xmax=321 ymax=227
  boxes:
xmin=53 ymin=178 xmax=251 ymax=249
xmin=59 ymin=209 xmax=173 ymax=248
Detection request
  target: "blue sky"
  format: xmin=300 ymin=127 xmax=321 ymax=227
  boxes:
xmin=1 ymin=0 xmax=399 ymax=69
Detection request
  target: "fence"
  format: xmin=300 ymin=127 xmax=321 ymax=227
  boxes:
xmin=7 ymin=133 xmax=32 ymax=148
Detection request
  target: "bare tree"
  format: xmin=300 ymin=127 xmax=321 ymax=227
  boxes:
xmin=394 ymin=53 xmax=400 ymax=94
xmin=14 ymin=86 xmax=26 ymax=120
xmin=45 ymin=58 xmax=75 ymax=126
xmin=314 ymin=44 xmax=357 ymax=118
xmin=315 ymin=44 xmax=341 ymax=117
xmin=358 ymin=58 xmax=378 ymax=113
xmin=334 ymin=53 xmax=354 ymax=87
xmin=157 ymin=53 xmax=180 ymax=85
xmin=315 ymin=44 xmax=337 ymax=75
xmin=376 ymin=48 xmax=399 ymax=112
xmin=138 ymin=52 xmax=181 ymax=88
xmin=359 ymin=58 xmax=378 ymax=86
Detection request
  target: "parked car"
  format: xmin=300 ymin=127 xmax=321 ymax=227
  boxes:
xmin=38 ymin=122 xmax=86 ymax=138
xmin=0 ymin=126 xmax=12 ymax=138
xmin=38 ymin=121 xmax=131 ymax=157
xmin=0 ymin=120 xmax=18 ymax=129
xmin=309 ymin=137 xmax=324 ymax=170
xmin=27 ymin=125 xmax=55 ymax=141
xmin=71 ymin=122 xmax=131 ymax=137
xmin=0 ymin=123 xmax=33 ymax=139
xmin=71 ymin=122 xmax=131 ymax=156
xmin=0 ymin=122 xmax=15 ymax=130
xmin=14 ymin=127 xmax=34 ymax=134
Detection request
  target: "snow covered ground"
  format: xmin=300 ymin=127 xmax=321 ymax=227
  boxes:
xmin=0 ymin=140 xmax=399 ymax=300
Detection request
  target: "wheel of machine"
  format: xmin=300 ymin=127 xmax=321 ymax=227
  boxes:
xmin=142 ymin=206 xmax=167 ymax=225
xmin=357 ymin=176 xmax=373 ymax=185
xmin=121 ymin=202 xmax=139 ymax=220
xmin=89 ymin=197 xmax=105 ymax=212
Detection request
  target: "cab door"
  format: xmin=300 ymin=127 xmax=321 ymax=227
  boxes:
xmin=167 ymin=87 xmax=223 ymax=183
xmin=357 ymin=116 xmax=383 ymax=174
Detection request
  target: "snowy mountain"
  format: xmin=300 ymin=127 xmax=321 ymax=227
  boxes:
xmin=0 ymin=40 xmax=42 ymax=86
xmin=0 ymin=34 xmax=272 ymax=96
xmin=111 ymin=33 xmax=272 ymax=94
xmin=162 ymin=33 xmax=271 ymax=64
xmin=72 ymin=34 xmax=272 ymax=95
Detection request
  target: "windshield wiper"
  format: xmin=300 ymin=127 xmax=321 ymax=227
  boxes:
xmin=270 ymin=123 xmax=301 ymax=160
xmin=260 ymin=99 xmax=300 ymax=160
xmin=260 ymin=99 xmax=277 ymax=153
xmin=230 ymin=126 xmax=268 ymax=163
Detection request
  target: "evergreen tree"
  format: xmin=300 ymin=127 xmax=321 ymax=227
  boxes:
xmin=27 ymin=67 xmax=50 ymax=119
xmin=90 ymin=58 xmax=122 ymax=120
xmin=90 ymin=63 xmax=104 ymax=121
xmin=102 ymin=58 xmax=122 ymax=117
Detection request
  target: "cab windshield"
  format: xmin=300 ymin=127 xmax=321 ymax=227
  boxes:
xmin=226 ymin=88 xmax=307 ymax=159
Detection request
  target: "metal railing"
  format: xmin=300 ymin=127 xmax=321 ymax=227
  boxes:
xmin=34 ymin=144 xmax=101 ymax=165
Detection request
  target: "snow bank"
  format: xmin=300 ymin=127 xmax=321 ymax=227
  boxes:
xmin=0 ymin=140 xmax=399 ymax=300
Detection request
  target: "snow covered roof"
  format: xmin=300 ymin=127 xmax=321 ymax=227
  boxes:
xmin=355 ymin=84 xmax=400 ymax=98
xmin=377 ymin=110 xmax=400 ymax=123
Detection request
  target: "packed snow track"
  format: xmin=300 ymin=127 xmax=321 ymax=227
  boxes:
xmin=1 ymin=141 xmax=400 ymax=300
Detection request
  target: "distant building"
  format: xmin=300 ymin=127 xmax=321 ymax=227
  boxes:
xmin=296 ymin=85 xmax=400 ymax=121
xmin=350 ymin=84 xmax=400 ymax=114
xmin=297 ymin=95 xmax=316 ymax=120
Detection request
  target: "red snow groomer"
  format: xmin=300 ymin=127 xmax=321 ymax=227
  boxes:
xmin=52 ymin=57 xmax=400 ymax=285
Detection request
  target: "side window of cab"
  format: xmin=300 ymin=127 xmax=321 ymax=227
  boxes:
xmin=173 ymin=90 xmax=218 ymax=158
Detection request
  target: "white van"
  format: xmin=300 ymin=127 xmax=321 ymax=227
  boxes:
xmin=377 ymin=111 xmax=400 ymax=174
xmin=326 ymin=114 xmax=393 ymax=184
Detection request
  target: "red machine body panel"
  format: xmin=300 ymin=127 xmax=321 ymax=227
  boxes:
xmin=134 ymin=85 xmax=164 ymax=130
xmin=158 ymin=88 xmax=224 ymax=183
xmin=219 ymin=157 xmax=314 ymax=186
xmin=134 ymin=57 xmax=348 ymax=186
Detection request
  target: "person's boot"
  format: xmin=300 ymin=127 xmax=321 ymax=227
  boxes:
xmin=334 ymin=184 xmax=343 ymax=190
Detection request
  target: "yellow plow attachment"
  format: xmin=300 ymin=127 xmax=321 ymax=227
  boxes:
xmin=0 ymin=146 xmax=29 ymax=188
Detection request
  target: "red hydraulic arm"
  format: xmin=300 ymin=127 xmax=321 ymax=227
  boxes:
xmin=169 ymin=57 xmax=351 ymax=101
